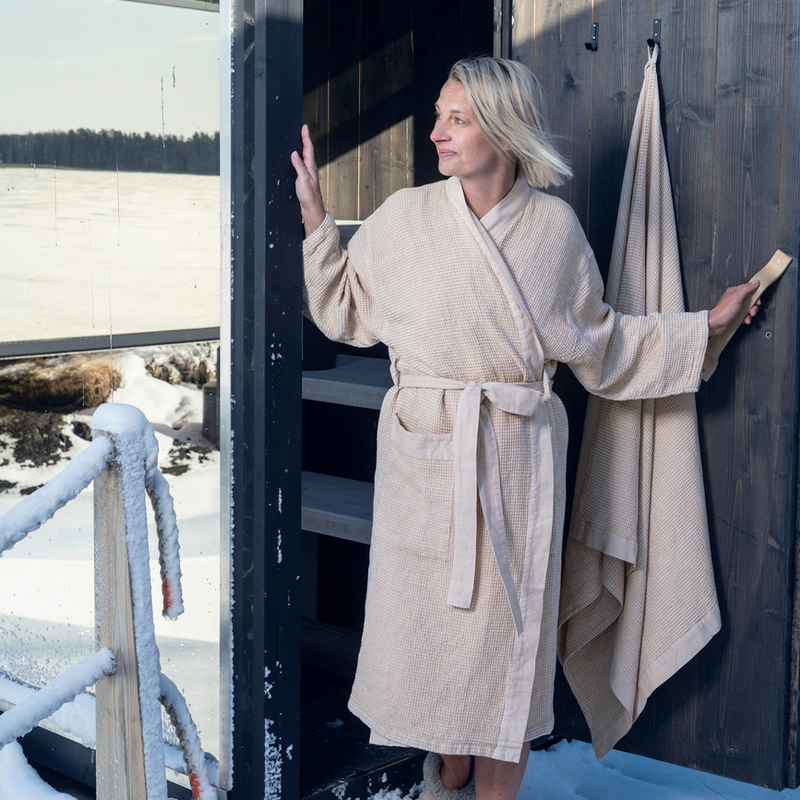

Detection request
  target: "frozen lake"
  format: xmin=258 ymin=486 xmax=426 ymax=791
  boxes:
xmin=0 ymin=166 xmax=219 ymax=342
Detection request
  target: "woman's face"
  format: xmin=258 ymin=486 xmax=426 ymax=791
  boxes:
xmin=430 ymin=79 xmax=509 ymax=184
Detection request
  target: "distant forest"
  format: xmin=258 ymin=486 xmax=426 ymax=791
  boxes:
xmin=0 ymin=130 xmax=219 ymax=175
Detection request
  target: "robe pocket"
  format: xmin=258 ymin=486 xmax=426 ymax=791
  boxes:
xmin=391 ymin=415 xmax=453 ymax=460
xmin=378 ymin=415 xmax=454 ymax=559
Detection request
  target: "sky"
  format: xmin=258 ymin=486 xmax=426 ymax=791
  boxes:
xmin=0 ymin=0 xmax=219 ymax=137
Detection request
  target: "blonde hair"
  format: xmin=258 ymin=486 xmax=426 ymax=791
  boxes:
xmin=448 ymin=57 xmax=572 ymax=189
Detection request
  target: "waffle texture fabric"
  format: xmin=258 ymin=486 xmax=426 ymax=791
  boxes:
xmin=302 ymin=167 xmax=709 ymax=762
xmin=557 ymin=45 xmax=720 ymax=759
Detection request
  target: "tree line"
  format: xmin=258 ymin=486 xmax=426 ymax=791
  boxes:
xmin=0 ymin=129 xmax=219 ymax=175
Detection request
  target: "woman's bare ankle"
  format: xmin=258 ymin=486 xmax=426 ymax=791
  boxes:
xmin=439 ymin=754 xmax=472 ymax=790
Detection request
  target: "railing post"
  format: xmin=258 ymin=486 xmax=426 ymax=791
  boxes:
xmin=93 ymin=404 xmax=167 ymax=800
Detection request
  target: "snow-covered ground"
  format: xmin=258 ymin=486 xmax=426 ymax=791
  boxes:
xmin=0 ymin=347 xmax=221 ymax=787
xmin=3 ymin=736 xmax=800 ymax=800
xmin=0 ymin=167 xmax=219 ymax=342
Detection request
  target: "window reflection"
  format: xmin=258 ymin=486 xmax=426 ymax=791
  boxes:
xmin=0 ymin=0 xmax=221 ymax=790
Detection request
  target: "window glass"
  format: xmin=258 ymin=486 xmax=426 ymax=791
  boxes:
xmin=0 ymin=0 xmax=222 ymax=791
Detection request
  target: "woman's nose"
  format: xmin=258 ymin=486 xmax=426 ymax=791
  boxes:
xmin=430 ymin=122 xmax=447 ymax=142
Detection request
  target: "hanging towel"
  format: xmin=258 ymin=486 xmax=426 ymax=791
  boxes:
xmin=557 ymin=45 xmax=720 ymax=759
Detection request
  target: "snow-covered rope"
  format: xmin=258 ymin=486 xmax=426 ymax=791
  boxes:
xmin=158 ymin=674 xmax=214 ymax=800
xmin=146 ymin=468 xmax=185 ymax=620
xmin=0 ymin=648 xmax=114 ymax=749
xmin=0 ymin=437 xmax=113 ymax=557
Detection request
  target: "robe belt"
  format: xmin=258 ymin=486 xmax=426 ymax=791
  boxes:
xmin=396 ymin=372 xmax=552 ymax=635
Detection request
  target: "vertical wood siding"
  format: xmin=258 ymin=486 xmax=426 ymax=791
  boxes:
xmin=514 ymin=0 xmax=799 ymax=788
xmin=303 ymin=0 xmax=493 ymax=220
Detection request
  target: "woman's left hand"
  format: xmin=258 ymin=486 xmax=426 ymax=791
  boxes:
xmin=708 ymin=281 xmax=762 ymax=337
xmin=291 ymin=124 xmax=326 ymax=236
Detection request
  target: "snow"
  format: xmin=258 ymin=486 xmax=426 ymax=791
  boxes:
xmin=517 ymin=739 xmax=797 ymax=800
xmin=0 ymin=742 xmax=70 ymax=799
xmin=0 ymin=673 xmax=97 ymax=748
xmin=0 ymin=346 xmax=220 ymax=795
xmin=362 ymin=739 xmax=800 ymax=800
xmin=5 ymin=735 xmax=800 ymax=800
xmin=264 ymin=717 xmax=282 ymax=800
xmin=0 ymin=168 xmax=219 ymax=343
xmin=0 ymin=437 xmax=111 ymax=556
xmin=0 ymin=740 xmax=203 ymax=800
xmin=0 ymin=671 xmax=219 ymax=784
xmin=0 ymin=356 xmax=222 ymax=753
xmin=369 ymin=783 xmax=421 ymax=800
xmin=0 ymin=648 xmax=113 ymax=748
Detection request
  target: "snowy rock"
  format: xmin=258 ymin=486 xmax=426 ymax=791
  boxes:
xmin=0 ymin=408 xmax=73 ymax=469
xmin=144 ymin=343 xmax=217 ymax=389
xmin=0 ymin=355 xmax=121 ymax=411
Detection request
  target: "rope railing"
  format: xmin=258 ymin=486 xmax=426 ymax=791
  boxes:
xmin=0 ymin=402 xmax=213 ymax=800
xmin=0 ymin=649 xmax=115 ymax=748
xmin=0 ymin=436 xmax=112 ymax=556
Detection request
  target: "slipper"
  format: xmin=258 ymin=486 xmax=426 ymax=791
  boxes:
xmin=419 ymin=752 xmax=475 ymax=800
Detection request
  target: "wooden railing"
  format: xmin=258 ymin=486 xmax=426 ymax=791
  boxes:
xmin=0 ymin=402 xmax=213 ymax=800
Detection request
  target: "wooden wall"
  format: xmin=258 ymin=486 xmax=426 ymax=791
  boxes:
xmin=303 ymin=0 xmax=494 ymax=220
xmin=302 ymin=0 xmax=800 ymax=788
xmin=512 ymin=0 xmax=800 ymax=789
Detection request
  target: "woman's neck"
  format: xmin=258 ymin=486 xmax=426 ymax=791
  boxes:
xmin=461 ymin=169 xmax=517 ymax=220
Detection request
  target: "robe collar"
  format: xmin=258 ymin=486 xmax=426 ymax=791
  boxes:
xmin=446 ymin=175 xmax=531 ymax=239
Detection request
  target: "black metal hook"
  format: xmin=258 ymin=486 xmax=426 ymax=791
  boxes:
xmin=647 ymin=18 xmax=661 ymax=48
xmin=585 ymin=22 xmax=598 ymax=51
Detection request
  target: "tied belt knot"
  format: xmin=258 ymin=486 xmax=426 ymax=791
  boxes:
xmin=395 ymin=371 xmax=552 ymax=635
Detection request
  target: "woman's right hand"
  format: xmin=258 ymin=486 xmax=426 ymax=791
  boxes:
xmin=291 ymin=124 xmax=327 ymax=236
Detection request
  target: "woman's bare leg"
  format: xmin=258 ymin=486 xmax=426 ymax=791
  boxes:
xmin=439 ymin=754 xmax=472 ymax=790
xmin=474 ymin=743 xmax=530 ymax=800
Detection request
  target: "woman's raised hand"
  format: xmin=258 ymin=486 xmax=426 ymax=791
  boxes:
xmin=291 ymin=124 xmax=327 ymax=236
xmin=708 ymin=281 xmax=762 ymax=337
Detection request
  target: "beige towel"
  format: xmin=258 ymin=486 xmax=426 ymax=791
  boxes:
xmin=557 ymin=45 xmax=721 ymax=759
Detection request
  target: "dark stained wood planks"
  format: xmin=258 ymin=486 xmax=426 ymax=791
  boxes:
xmin=777 ymin=0 xmax=800 ymax=788
xmin=323 ymin=0 xmax=361 ymax=220
xmin=358 ymin=2 xmax=414 ymax=218
xmin=514 ymin=0 xmax=800 ymax=788
xmin=522 ymin=0 xmax=593 ymax=228
xmin=305 ymin=0 xmax=492 ymax=220
xmin=303 ymin=0 xmax=331 ymax=207
xmin=585 ymin=0 xmax=652 ymax=273
xmin=692 ymin=0 xmax=790 ymax=787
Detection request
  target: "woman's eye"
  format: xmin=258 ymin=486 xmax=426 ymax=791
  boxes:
xmin=455 ymin=117 xmax=465 ymax=124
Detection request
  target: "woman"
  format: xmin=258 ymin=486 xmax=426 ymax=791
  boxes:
xmin=291 ymin=57 xmax=759 ymax=800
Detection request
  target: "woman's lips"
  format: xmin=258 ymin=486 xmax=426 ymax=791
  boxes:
xmin=437 ymin=150 xmax=455 ymax=158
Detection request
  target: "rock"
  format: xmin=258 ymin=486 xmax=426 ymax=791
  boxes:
xmin=71 ymin=420 xmax=93 ymax=441
xmin=0 ymin=479 xmax=17 ymax=493
xmin=0 ymin=408 xmax=73 ymax=467
xmin=144 ymin=342 xmax=217 ymax=388
xmin=0 ymin=355 xmax=121 ymax=411
xmin=160 ymin=440 xmax=212 ymax=476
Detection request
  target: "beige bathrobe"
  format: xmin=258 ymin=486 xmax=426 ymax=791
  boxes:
xmin=302 ymin=174 xmax=709 ymax=762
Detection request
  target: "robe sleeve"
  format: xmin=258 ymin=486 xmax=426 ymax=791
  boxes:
xmin=302 ymin=212 xmax=382 ymax=347
xmin=561 ymin=246 xmax=709 ymax=401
